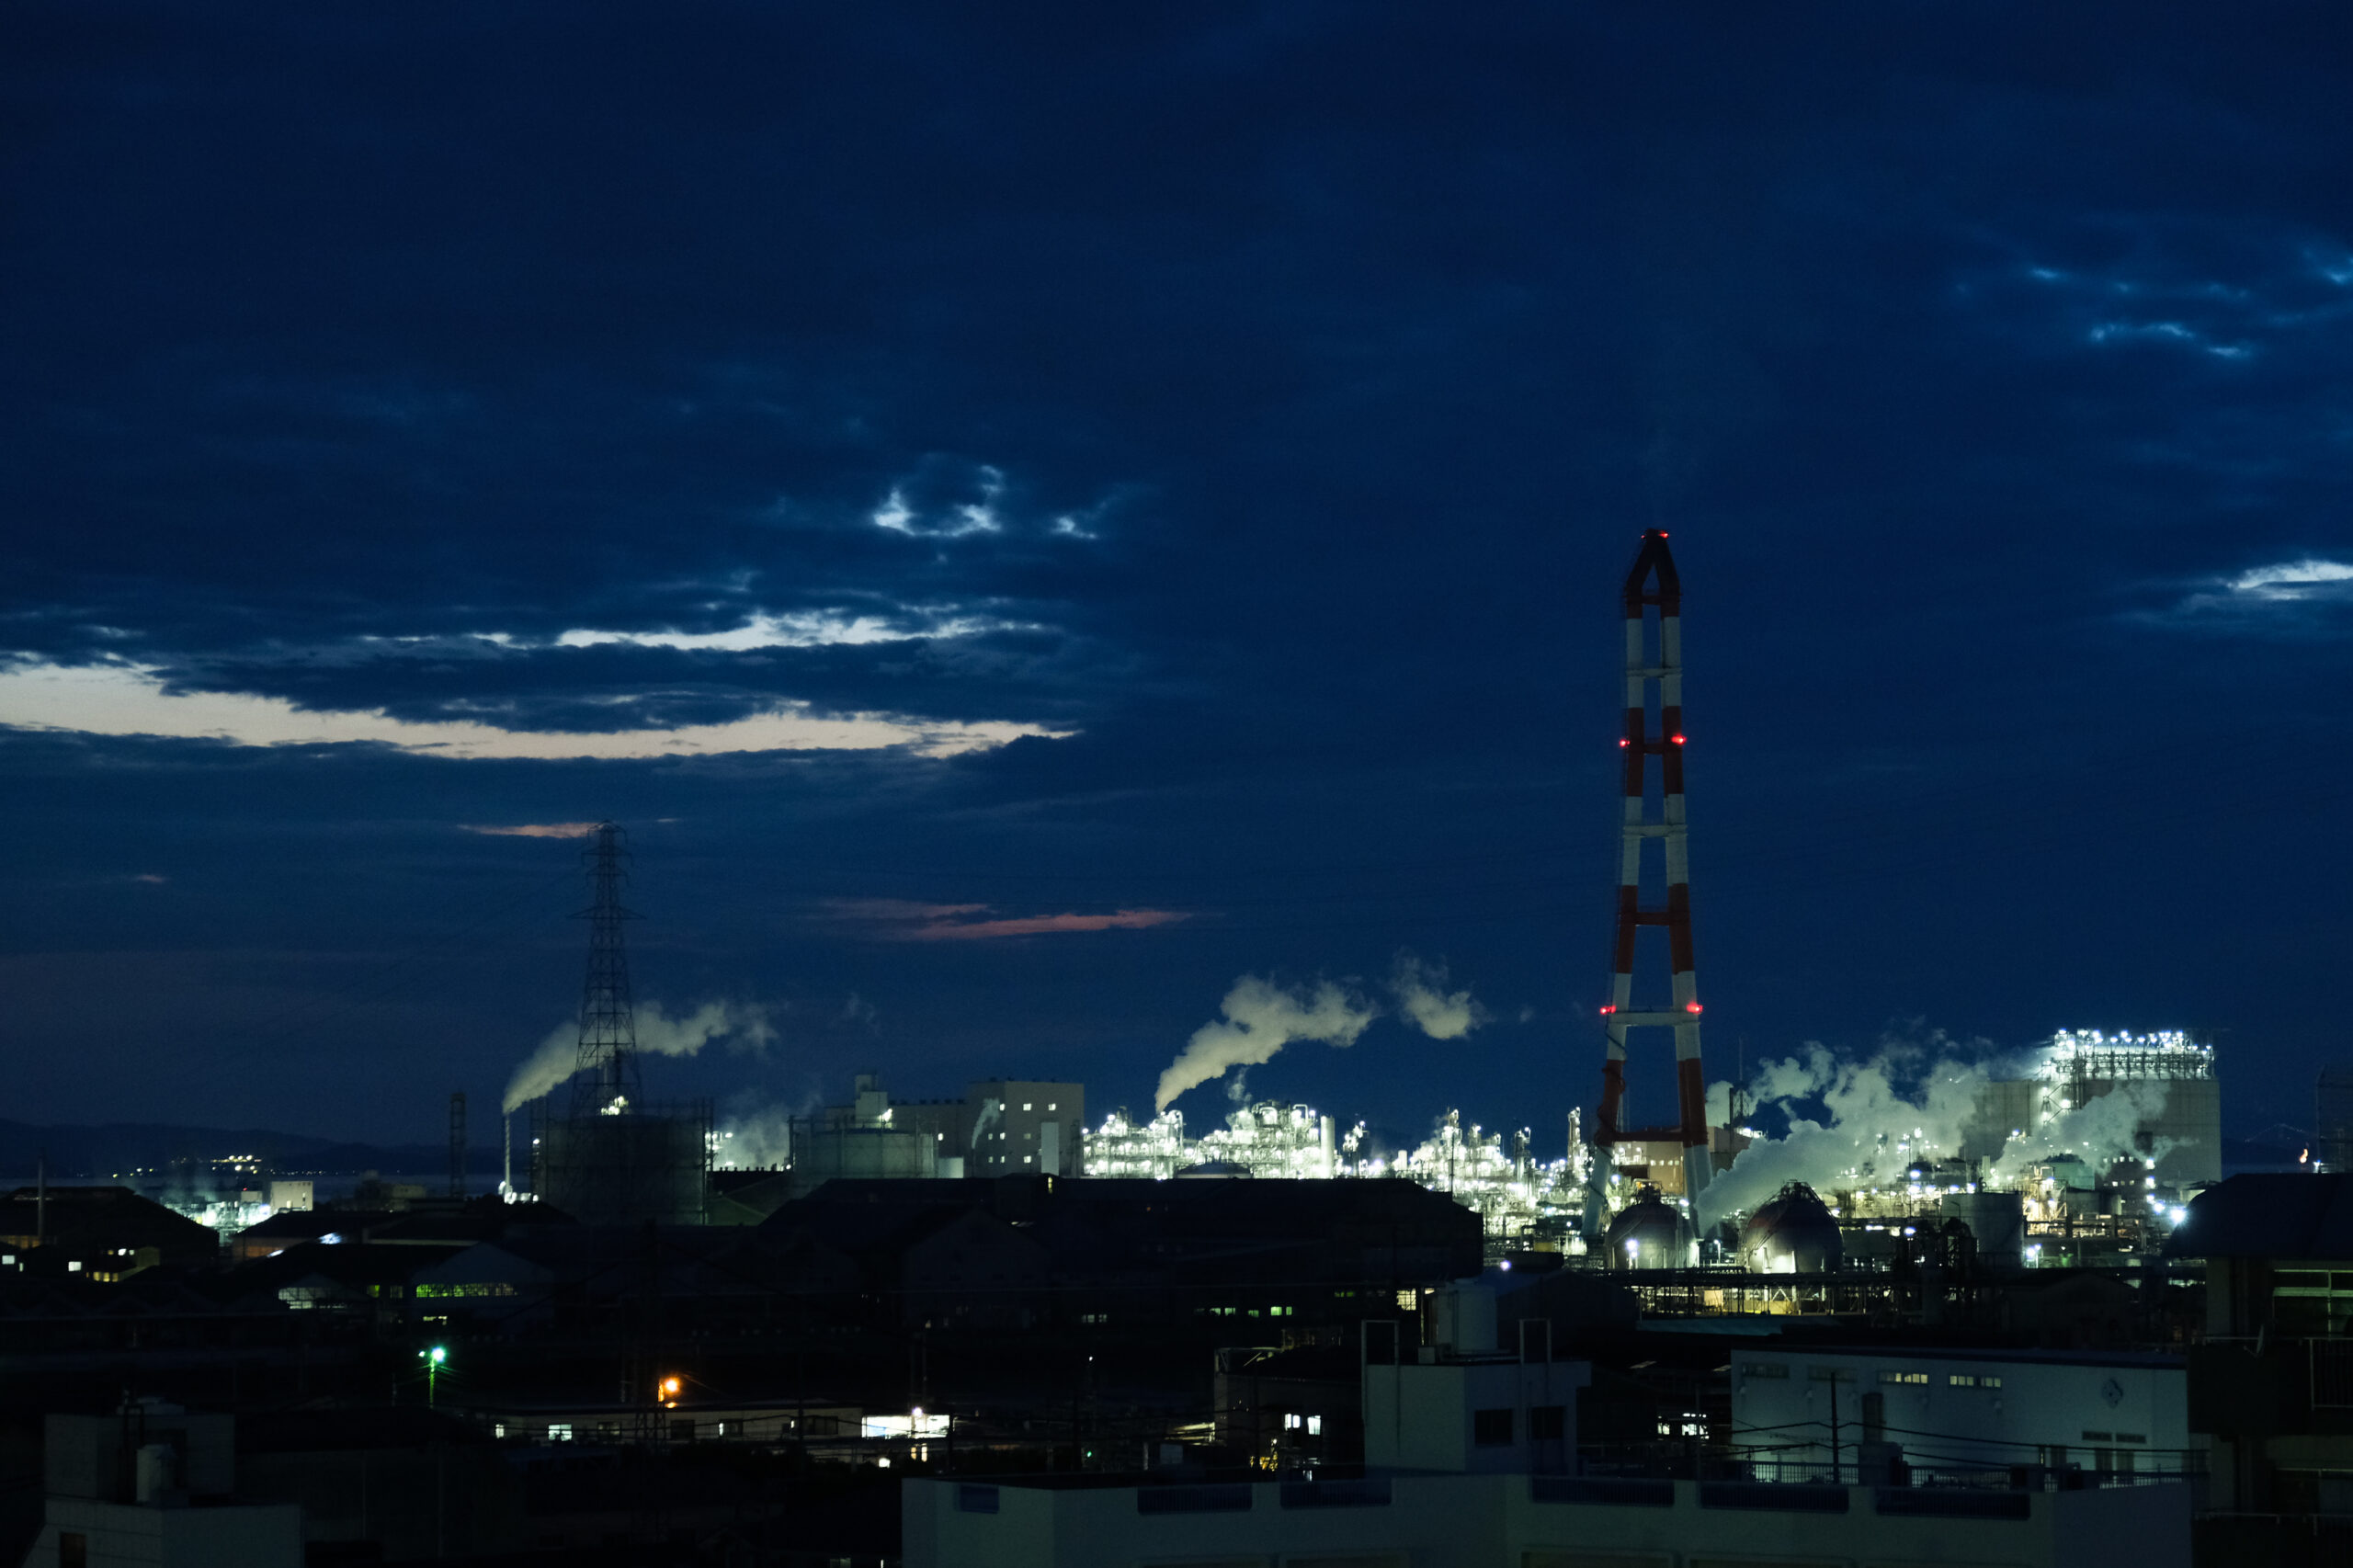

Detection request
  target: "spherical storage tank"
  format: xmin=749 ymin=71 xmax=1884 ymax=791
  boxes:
xmin=1740 ymin=1181 xmax=1841 ymax=1273
xmin=1605 ymin=1186 xmax=1697 ymax=1270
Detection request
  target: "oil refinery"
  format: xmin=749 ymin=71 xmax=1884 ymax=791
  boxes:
xmin=488 ymin=530 xmax=2226 ymax=1303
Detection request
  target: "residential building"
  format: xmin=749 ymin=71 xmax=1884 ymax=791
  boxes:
xmin=2169 ymin=1169 xmax=2353 ymax=1563
xmin=20 ymin=1400 xmax=301 ymax=1567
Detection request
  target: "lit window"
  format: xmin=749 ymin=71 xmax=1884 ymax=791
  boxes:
xmin=1022 ymin=1155 xmax=1033 ymax=1164
xmin=1023 ymin=1104 xmax=1033 ymax=1111
xmin=549 ymin=1424 xmax=573 ymax=1442
xmin=1048 ymin=1104 xmax=1057 ymax=1111
xmin=1879 ymin=1370 xmax=1927 ymax=1386
xmin=66 ymin=1261 xmax=81 ymax=1273
xmin=1307 ymin=1415 xmax=1322 ymax=1435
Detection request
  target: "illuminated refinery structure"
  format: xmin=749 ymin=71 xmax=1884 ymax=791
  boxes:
xmin=1585 ymin=528 xmax=1712 ymax=1235
xmin=1083 ymin=1104 xmax=1587 ymax=1248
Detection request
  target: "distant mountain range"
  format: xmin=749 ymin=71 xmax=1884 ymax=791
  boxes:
xmin=0 ymin=1119 xmax=511 ymax=1182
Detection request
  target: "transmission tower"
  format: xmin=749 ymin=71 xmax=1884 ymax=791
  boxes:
xmin=1584 ymin=528 xmax=1711 ymax=1235
xmin=571 ymin=823 xmax=643 ymax=1119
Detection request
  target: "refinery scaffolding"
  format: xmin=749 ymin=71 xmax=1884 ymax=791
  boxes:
xmin=529 ymin=824 xmax=711 ymax=1225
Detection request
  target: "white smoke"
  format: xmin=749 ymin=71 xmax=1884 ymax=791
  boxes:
xmin=715 ymin=1105 xmax=797 ymax=1169
xmin=1694 ymin=1032 xmax=2175 ymax=1226
xmin=711 ymin=1080 xmax=830 ymax=1170
xmin=1154 ymin=976 xmax=1377 ymax=1111
xmin=501 ymin=999 xmax=775 ymax=1113
xmin=1390 ymin=954 xmax=1490 ymax=1040
xmin=1695 ymin=1042 xmax=1987 ymax=1224
xmin=1987 ymin=1080 xmax=2174 ymax=1188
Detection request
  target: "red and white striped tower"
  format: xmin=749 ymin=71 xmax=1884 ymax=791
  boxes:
xmin=1583 ymin=528 xmax=1711 ymax=1235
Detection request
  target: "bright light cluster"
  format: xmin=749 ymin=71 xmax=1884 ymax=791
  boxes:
xmin=1084 ymin=1103 xmax=1589 ymax=1245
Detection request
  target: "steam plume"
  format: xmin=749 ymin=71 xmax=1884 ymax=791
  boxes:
xmin=1154 ymin=977 xmax=1376 ymax=1111
xmin=1390 ymin=954 xmax=1489 ymax=1040
xmin=501 ymin=999 xmax=774 ymax=1113
xmin=1694 ymin=1034 xmax=2175 ymax=1227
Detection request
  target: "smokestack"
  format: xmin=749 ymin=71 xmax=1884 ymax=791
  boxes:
xmin=503 ymin=1113 xmax=513 ymax=1197
xmin=1586 ymin=528 xmax=1712 ymax=1237
xmin=449 ymin=1092 xmax=467 ymax=1199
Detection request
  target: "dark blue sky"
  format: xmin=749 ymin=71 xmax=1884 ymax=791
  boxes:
xmin=5 ymin=3 xmax=2349 ymax=1148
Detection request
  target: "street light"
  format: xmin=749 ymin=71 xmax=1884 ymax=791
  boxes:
xmin=421 ymin=1345 xmax=447 ymax=1407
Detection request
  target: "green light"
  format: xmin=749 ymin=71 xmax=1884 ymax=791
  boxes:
xmin=428 ymin=1346 xmax=447 ymax=1364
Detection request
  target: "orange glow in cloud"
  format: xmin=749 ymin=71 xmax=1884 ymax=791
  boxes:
xmin=826 ymin=899 xmax=1188 ymax=940
xmin=899 ymin=908 xmax=1189 ymax=940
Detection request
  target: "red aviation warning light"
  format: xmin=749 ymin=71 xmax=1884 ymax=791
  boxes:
xmin=1685 ymin=1001 xmax=1703 ymax=1014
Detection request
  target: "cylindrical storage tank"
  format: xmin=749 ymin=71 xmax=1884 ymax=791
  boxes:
xmin=1605 ymin=1187 xmax=1696 ymax=1270
xmin=1941 ymin=1190 xmax=2025 ymax=1269
xmin=1741 ymin=1182 xmax=1842 ymax=1273
xmin=539 ymin=1110 xmax=710 ymax=1224
xmin=793 ymin=1126 xmax=938 ymax=1188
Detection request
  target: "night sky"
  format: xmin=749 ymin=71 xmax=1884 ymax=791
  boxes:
xmin=6 ymin=4 xmax=2349 ymax=1151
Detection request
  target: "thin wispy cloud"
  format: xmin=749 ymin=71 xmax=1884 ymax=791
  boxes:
xmin=460 ymin=822 xmax=603 ymax=839
xmin=552 ymin=608 xmax=1031 ymax=653
xmin=2223 ymin=560 xmax=2353 ymax=600
xmin=2142 ymin=557 xmax=2353 ymax=630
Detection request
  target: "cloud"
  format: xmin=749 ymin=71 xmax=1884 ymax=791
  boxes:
xmin=870 ymin=458 xmax=1006 ymax=539
xmin=460 ymin=822 xmax=601 ymax=839
xmin=1154 ymin=975 xmax=1377 ymax=1111
xmin=501 ymin=999 xmax=774 ymax=1113
xmin=2223 ymin=559 xmax=2353 ymax=600
xmin=551 ymin=607 xmax=1033 ymax=653
xmin=825 ymin=899 xmax=993 ymax=922
xmin=2086 ymin=319 xmax=2251 ymax=358
xmin=1390 ymin=953 xmax=1489 ymax=1040
xmin=902 ymin=909 xmax=1189 ymax=940
xmin=2149 ymin=557 xmax=2353 ymax=626
xmin=826 ymin=898 xmax=1188 ymax=940
xmin=0 ymin=658 xmax=1070 ymax=759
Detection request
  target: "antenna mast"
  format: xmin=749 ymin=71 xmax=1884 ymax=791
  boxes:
xmin=571 ymin=823 xmax=642 ymax=1118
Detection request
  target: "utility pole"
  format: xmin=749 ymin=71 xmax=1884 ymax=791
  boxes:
xmin=448 ymin=1092 xmax=466 ymax=1199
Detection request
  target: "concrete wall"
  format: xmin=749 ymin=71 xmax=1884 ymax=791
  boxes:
xmin=1731 ymin=1346 xmax=2189 ymax=1479
xmin=25 ymin=1498 xmax=301 ymax=1567
xmin=906 ymin=1471 xmax=2192 ymax=1568
xmin=1363 ymin=1359 xmax=1587 ymax=1475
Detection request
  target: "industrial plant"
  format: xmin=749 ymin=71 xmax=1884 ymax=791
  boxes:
xmin=0 ymin=530 xmax=2282 ymax=1568
xmin=486 ymin=532 xmax=2224 ymax=1292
